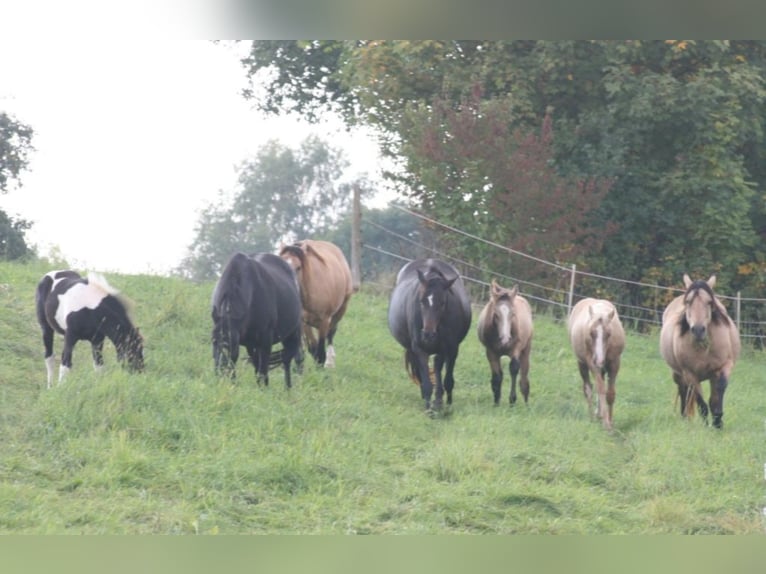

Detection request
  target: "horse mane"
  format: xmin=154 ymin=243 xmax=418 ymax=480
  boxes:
xmin=87 ymin=272 xmax=119 ymax=296
xmin=280 ymin=244 xmax=307 ymax=265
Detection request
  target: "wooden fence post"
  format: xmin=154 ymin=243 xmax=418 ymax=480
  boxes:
xmin=351 ymin=185 xmax=362 ymax=291
xmin=567 ymin=264 xmax=576 ymax=316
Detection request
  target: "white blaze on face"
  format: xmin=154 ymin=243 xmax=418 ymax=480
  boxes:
xmin=498 ymin=302 xmax=512 ymax=345
xmin=54 ymin=283 xmax=107 ymax=331
xmin=427 ymin=294 xmax=434 ymax=307
xmin=593 ymin=324 xmax=605 ymax=367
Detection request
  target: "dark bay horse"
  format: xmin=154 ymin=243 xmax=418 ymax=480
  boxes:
xmin=659 ymin=274 xmax=740 ymax=429
xmin=212 ymin=252 xmax=303 ymax=387
xmin=567 ymin=297 xmax=625 ymax=430
xmin=387 ymin=259 xmax=472 ymax=412
xmin=279 ymin=239 xmax=354 ymax=368
xmin=477 ymin=279 xmax=534 ymax=406
xmin=36 ymin=270 xmax=144 ymax=388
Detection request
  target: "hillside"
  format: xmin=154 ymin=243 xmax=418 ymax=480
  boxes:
xmin=0 ymin=260 xmax=764 ymax=533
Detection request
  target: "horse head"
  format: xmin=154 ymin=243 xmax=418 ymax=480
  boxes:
xmin=118 ymin=327 xmax=145 ymax=373
xmin=681 ymin=274 xmax=718 ymax=343
xmin=416 ymin=268 xmax=457 ymax=345
xmin=587 ymin=302 xmax=616 ymax=369
xmin=489 ymin=279 xmax=518 ymax=347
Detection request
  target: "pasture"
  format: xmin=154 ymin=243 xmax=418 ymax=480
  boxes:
xmin=0 ymin=260 xmax=764 ymax=534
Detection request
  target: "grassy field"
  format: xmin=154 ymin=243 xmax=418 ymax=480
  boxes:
xmin=0 ymin=260 xmax=764 ymax=534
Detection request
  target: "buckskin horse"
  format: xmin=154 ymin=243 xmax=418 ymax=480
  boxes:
xmin=212 ymin=252 xmax=303 ymax=387
xmin=35 ymin=270 xmax=144 ymax=388
xmin=567 ymin=297 xmax=625 ymax=430
xmin=279 ymin=239 xmax=354 ymax=368
xmin=477 ymin=279 xmax=534 ymax=406
xmin=387 ymin=258 xmax=472 ymax=412
xmin=659 ymin=274 xmax=740 ymax=429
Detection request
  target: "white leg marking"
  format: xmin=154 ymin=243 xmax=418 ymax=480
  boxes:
xmin=325 ymin=345 xmax=336 ymax=368
xmin=59 ymin=365 xmax=70 ymax=384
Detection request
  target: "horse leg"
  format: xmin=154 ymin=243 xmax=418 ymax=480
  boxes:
xmin=673 ymin=372 xmax=692 ymax=417
xmin=593 ymin=368 xmax=610 ymax=428
xmin=281 ymin=332 xmax=302 ymax=389
xmin=577 ymin=361 xmax=594 ymax=419
xmin=433 ymin=354 xmax=446 ymax=410
xmin=250 ymin=345 xmax=269 ymax=386
xmin=708 ymin=371 xmax=729 ymax=429
xmin=518 ymin=345 xmax=531 ymax=404
xmin=443 ymin=351 xmax=458 ymax=407
xmin=325 ymin=324 xmax=338 ymax=368
xmin=604 ymin=358 xmax=620 ymax=430
xmin=91 ymin=336 xmax=105 ymax=373
xmin=41 ymin=323 xmax=55 ymax=389
xmin=412 ymin=352 xmax=433 ymax=411
xmin=509 ymin=356 xmax=520 ymax=405
xmin=486 ymin=350 xmax=503 ymax=405
xmin=313 ymin=319 xmax=331 ymax=366
xmin=59 ymin=331 xmax=78 ymax=383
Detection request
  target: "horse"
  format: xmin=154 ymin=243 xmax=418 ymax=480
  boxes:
xmin=659 ymin=274 xmax=740 ymax=429
xmin=279 ymin=239 xmax=354 ymax=368
xmin=35 ymin=270 xmax=144 ymax=388
xmin=477 ymin=279 xmax=534 ymax=406
xmin=387 ymin=258 xmax=472 ymax=412
xmin=567 ymin=297 xmax=625 ymax=430
xmin=211 ymin=252 xmax=303 ymax=388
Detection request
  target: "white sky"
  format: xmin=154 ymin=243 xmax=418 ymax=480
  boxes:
xmin=0 ymin=39 xmax=385 ymax=275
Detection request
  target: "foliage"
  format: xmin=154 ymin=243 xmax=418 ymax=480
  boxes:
xmin=0 ymin=112 xmax=35 ymax=261
xmin=1 ymin=260 xmax=765 ymax=533
xmin=241 ymin=40 xmax=766 ymax=299
xmin=179 ymin=136 xmax=355 ymax=280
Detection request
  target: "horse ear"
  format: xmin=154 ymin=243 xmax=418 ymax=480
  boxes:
xmin=683 ymin=274 xmax=693 ymax=288
xmin=445 ymin=276 xmax=457 ymax=290
xmin=417 ymin=269 xmax=427 ymax=285
xmin=490 ymin=279 xmax=500 ymax=298
xmin=607 ymin=308 xmax=616 ymax=322
xmin=707 ymin=275 xmax=717 ymax=289
xmin=509 ymin=285 xmax=519 ymax=298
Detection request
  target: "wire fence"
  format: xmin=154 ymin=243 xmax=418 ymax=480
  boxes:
xmin=360 ymin=206 xmax=766 ymax=348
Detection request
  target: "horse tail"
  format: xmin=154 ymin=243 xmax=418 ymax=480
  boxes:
xmin=404 ymin=349 xmax=419 ymax=385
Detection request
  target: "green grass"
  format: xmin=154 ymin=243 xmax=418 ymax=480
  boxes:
xmin=0 ymin=260 xmax=764 ymax=533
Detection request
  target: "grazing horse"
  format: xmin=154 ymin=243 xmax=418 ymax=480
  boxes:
xmin=567 ymin=298 xmax=625 ymax=430
xmin=35 ymin=270 xmax=144 ymax=388
xmin=477 ymin=279 xmax=534 ymax=406
xmin=279 ymin=239 xmax=354 ymax=368
xmin=659 ymin=274 xmax=740 ymax=429
xmin=387 ymin=259 xmax=472 ymax=412
xmin=212 ymin=252 xmax=303 ymax=387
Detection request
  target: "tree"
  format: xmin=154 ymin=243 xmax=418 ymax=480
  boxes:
xmin=179 ymin=136 xmax=354 ymax=280
xmin=0 ymin=112 xmax=35 ymax=261
xmin=241 ymin=40 xmax=766 ymax=297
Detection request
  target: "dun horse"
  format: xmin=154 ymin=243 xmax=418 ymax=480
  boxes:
xmin=477 ymin=279 xmax=533 ymax=406
xmin=659 ymin=274 xmax=740 ymax=429
xmin=279 ymin=239 xmax=354 ymax=368
xmin=567 ymin=298 xmax=625 ymax=430
xmin=388 ymin=259 xmax=472 ymax=412
xmin=211 ymin=252 xmax=303 ymax=387
xmin=35 ymin=270 xmax=144 ymax=388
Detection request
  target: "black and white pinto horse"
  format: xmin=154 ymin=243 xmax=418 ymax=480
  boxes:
xmin=35 ymin=270 xmax=144 ymax=388
xmin=211 ymin=252 xmax=303 ymax=387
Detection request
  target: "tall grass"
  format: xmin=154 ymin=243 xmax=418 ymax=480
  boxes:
xmin=0 ymin=260 xmax=764 ymax=533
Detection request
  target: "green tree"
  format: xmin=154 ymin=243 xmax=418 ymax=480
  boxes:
xmin=0 ymin=111 xmax=35 ymax=261
xmin=241 ymin=40 xmax=766 ymax=297
xmin=179 ymin=136 xmax=354 ymax=280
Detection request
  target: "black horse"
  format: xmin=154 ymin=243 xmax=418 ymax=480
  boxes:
xmin=35 ymin=270 xmax=144 ymax=388
xmin=387 ymin=259 xmax=472 ymax=411
xmin=212 ymin=252 xmax=303 ymax=387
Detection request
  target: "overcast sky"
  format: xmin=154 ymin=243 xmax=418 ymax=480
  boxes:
xmin=0 ymin=39 xmax=382 ymax=275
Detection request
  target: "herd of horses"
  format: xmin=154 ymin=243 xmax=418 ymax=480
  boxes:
xmin=34 ymin=242 xmax=742 ymax=430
